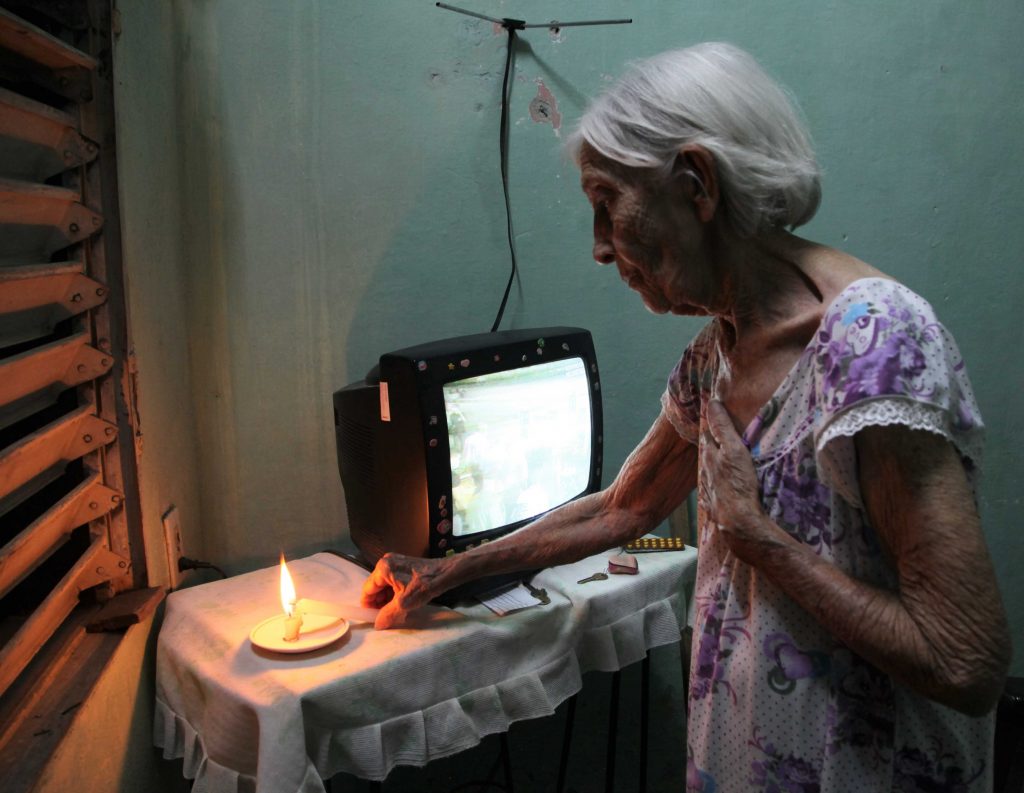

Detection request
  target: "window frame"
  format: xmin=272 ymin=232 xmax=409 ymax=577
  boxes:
xmin=0 ymin=2 xmax=155 ymax=787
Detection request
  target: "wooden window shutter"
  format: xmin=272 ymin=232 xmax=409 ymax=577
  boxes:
xmin=0 ymin=0 xmax=147 ymax=701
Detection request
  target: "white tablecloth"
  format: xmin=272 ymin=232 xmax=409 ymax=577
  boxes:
xmin=154 ymin=547 xmax=698 ymax=793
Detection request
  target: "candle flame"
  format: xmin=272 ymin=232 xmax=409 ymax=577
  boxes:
xmin=279 ymin=553 xmax=297 ymax=617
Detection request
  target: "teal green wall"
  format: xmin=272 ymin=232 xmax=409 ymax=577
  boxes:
xmin=122 ymin=0 xmax=1022 ymax=662
xmin=46 ymin=1 xmax=1015 ymax=790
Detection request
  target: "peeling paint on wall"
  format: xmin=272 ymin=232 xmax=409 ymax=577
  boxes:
xmin=529 ymin=79 xmax=561 ymax=134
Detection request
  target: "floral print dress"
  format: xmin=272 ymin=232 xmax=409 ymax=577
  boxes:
xmin=661 ymin=278 xmax=992 ymax=792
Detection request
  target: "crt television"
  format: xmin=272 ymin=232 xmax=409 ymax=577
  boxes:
xmin=333 ymin=327 xmax=603 ymax=580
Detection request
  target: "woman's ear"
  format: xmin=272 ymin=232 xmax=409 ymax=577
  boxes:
xmin=676 ymin=145 xmax=719 ymax=223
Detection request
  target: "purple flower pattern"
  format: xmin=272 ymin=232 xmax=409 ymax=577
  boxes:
xmin=662 ymin=280 xmax=990 ymax=790
xmin=762 ymin=632 xmax=830 ymax=695
xmin=892 ymin=738 xmax=984 ymax=793
xmin=815 ymin=288 xmax=953 ymax=414
xmin=686 ymin=744 xmax=717 ymax=792
xmin=823 ymin=650 xmax=894 ymax=764
xmin=749 ymin=726 xmax=822 ymax=792
xmin=691 ymin=571 xmax=751 ymax=704
xmin=666 ymin=323 xmax=718 ymax=444
xmin=759 ymin=450 xmax=835 ymax=554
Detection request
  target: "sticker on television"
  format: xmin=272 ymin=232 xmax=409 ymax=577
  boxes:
xmin=379 ymin=381 xmax=391 ymax=422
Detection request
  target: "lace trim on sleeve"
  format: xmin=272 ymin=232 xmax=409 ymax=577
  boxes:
xmin=815 ymin=397 xmax=984 ymax=507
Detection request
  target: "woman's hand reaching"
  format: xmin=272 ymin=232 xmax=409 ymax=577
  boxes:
xmin=361 ymin=553 xmax=447 ymax=629
xmin=699 ymin=399 xmax=782 ymax=562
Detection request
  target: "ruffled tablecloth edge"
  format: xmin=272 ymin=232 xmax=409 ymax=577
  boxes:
xmin=155 ymin=583 xmax=688 ymax=791
xmin=155 ymin=695 xmax=251 ymax=793
xmin=314 ymin=590 xmax=687 ymax=783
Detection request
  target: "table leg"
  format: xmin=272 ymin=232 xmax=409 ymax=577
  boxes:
xmin=640 ymin=654 xmax=650 ymax=793
xmin=500 ymin=732 xmax=515 ymax=793
xmin=556 ymin=694 xmax=577 ymax=793
xmin=605 ymin=670 xmax=621 ymax=793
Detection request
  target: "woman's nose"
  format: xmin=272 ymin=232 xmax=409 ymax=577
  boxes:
xmin=593 ymin=217 xmax=615 ymax=265
xmin=593 ymin=238 xmax=615 ymax=265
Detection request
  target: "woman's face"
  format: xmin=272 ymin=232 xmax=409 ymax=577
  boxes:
xmin=579 ymin=144 xmax=714 ymax=316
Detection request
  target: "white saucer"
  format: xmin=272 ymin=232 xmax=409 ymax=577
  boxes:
xmin=249 ymin=613 xmax=350 ymax=654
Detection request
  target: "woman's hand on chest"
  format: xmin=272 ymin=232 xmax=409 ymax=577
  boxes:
xmin=698 ymin=399 xmax=786 ymax=562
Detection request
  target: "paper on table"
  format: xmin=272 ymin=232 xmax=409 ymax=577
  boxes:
xmin=475 ymin=583 xmax=546 ymax=616
xmin=296 ymin=597 xmax=379 ymax=624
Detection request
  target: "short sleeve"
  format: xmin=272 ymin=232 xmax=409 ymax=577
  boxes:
xmin=811 ymin=279 xmax=984 ymax=507
xmin=661 ymin=321 xmax=719 ymax=445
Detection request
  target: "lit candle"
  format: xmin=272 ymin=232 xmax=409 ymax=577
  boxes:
xmin=280 ymin=554 xmax=303 ymax=641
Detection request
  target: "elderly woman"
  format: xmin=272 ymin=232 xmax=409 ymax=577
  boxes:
xmin=363 ymin=42 xmax=1011 ymax=790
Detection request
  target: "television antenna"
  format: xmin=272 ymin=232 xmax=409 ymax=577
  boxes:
xmin=435 ymin=3 xmax=632 ymax=332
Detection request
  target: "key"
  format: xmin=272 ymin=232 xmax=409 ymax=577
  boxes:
xmin=577 ymin=572 xmax=608 ymax=584
xmin=523 ymin=581 xmax=550 ymax=605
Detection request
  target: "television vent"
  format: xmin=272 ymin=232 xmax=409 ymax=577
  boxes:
xmin=337 ymin=415 xmax=375 ymax=490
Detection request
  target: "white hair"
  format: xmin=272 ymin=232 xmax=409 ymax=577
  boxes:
xmin=567 ymin=42 xmax=821 ymax=237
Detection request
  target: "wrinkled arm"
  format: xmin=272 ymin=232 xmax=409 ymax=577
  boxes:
xmin=707 ymin=403 xmax=1011 ymax=715
xmin=848 ymin=425 xmax=1010 ymax=713
xmin=363 ymin=412 xmax=697 ymax=628
xmin=454 ymin=411 xmax=697 ymax=575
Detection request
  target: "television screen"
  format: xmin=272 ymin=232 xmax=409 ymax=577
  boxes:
xmin=334 ymin=325 xmax=602 ymax=599
xmin=444 ymin=358 xmax=592 ymax=537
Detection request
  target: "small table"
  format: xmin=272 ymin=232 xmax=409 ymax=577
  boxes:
xmin=154 ymin=547 xmax=698 ymax=793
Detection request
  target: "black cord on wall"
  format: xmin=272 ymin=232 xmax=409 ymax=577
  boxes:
xmin=435 ymin=4 xmax=631 ymax=334
xmin=178 ymin=557 xmax=228 ymax=580
xmin=490 ymin=19 xmax=524 ymax=333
